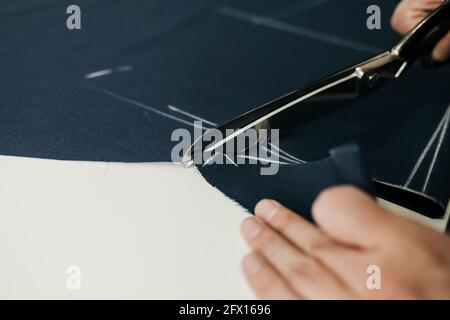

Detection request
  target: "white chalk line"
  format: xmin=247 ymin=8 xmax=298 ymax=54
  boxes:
xmin=116 ymin=65 xmax=133 ymax=72
xmin=85 ymin=65 xmax=133 ymax=79
xmin=218 ymin=6 xmax=381 ymax=54
xmin=228 ymin=132 xmax=300 ymax=165
xmin=84 ymin=86 xmax=308 ymax=166
xmin=260 ymin=145 xmax=301 ymax=164
xmin=168 ymin=105 xmax=217 ymax=126
xmin=202 ymin=153 xmax=220 ymax=167
xmin=83 ymin=84 xmax=205 ymax=130
xmin=85 ymin=69 xmax=112 ymax=79
xmin=224 ymin=153 xmax=239 ymax=166
xmin=237 ymin=155 xmax=291 ymax=165
xmin=269 ymin=142 xmax=306 ymax=163
xmin=202 ymin=152 xmax=240 ymax=167
xmin=167 ymin=106 xmax=304 ymax=165
xmin=201 ymin=143 xmax=299 ymax=166
xmin=422 ymin=110 xmax=450 ymax=192
xmin=405 ymin=105 xmax=450 ymax=188
xmin=271 ymin=0 xmax=329 ymax=19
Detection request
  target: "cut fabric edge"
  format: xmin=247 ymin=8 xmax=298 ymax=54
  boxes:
xmin=198 ymin=143 xmax=447 ymax=220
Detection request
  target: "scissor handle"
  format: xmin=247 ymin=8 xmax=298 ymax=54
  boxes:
xmin=391 ymin=0 xmax=450 ymax=62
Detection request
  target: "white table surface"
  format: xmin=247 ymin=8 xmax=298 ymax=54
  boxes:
xmin=0 ymin=155 xmax=448 ymax=299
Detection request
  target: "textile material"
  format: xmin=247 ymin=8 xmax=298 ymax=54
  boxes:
xmin=1 ymin=0 xmax=449 ymax=217
xmin=199 ymin=144 xmax=375 ymax=220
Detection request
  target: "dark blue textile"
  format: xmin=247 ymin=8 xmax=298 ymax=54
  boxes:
xmin=1 ymin=0 xmax=448 ymax=217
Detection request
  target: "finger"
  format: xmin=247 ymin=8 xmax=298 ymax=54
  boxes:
xmin=241 ymin=217 xmax=312 ymax=279
xmin=391 ymin=12 xmax=423 ymax=34
xmin=391 ymin=1 xmax=414 ymax=34
xmin=312 ymin=245 xmax=381 ymax=295
xmin=253 ymin=201 xmax=361 ymax=298
xmin=254 ymin=199 xmax=332 ymax=256
xmin=253 ymin=199 xmax=381 ymax=295
xmin=413 ymin=0 xmax=445 ymax=11
xmin=241 ymin=217 xmax=351 ymax=299
xmin=312 ymin=186 xmax=397 ymax=248
xmin=390 ymin=0 xmax=443 ymax=34
xmin=432 ymin=30 xmax=450 ymax=62
xmin=242 ymin=253 xmax=298 ymax=300
xmin=254 ymin=199 xmax=373 ymax=295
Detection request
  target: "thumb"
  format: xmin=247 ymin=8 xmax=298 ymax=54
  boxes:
xmin=312 ymin=186 xmax=397 ymax=248
xmin=432 ymin=31 xmax=450 ymax=62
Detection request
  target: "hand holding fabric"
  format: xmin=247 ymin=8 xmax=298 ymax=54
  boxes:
xmin=241 ymin=186 xmax=450 ymax=299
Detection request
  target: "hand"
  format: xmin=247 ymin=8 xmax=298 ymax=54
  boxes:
xmin=241 ymin=186 xmax=450 ymax=299
xmin=391 ymin=0 xmax=450 ymax=62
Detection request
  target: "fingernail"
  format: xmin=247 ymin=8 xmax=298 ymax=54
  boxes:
xmin=244 ymin=254 xmax=262 ymax=275
xmin=242 ymin=218 xmax=262 ymax=239
xmin=255 ymin=199 xmax=278 ymax=221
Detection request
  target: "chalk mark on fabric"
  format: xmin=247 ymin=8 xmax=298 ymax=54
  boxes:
xmin=237 ymin=155 xmax=291 ymax=165
xmin=203 ymin=152 xmax=240 ymax=167
xmin=116 ymin=65 xmax=133 ymax=72
xmin=202 ymin=153 xmax=220 ymax=167
xmin=85 ymin=69 xmax=113 ymax=79
xmin=269 ymin=142 xmax=306 ymax=164
xmin=84 ymin=86 xmax=306 ymax=166
xmin=218 ymin=6 xmax=381 ymax=54
xmin=405 ymin=105 xmax=450 ymax=189
xmin=422 ymin=110 xmax=450 ymax=192
xmin=168 ymin=105 xmax=217 ymax=126
xmin=271 ymin=0 xmax=329 ymax=19
xmin=83 ymin=84 xmax=205 ymax=130
xmin=167 ymin=106 xmax=304 ymax=165
xmin=260 ymin=145 xmax=302 ymax=164
xmin=224 ymin=153 xmax=239 ymax=166
xmin=85 ymin=66 xmax=133 ymax=79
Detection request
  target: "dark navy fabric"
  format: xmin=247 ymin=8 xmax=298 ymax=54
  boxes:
xmin=1 ymin=0 xmax=449 ymax=217
xmin=200 ymin=144 xmax=376 ymax=219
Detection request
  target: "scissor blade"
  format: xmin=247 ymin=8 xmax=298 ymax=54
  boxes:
xmin=208 ymin=70 xmax=361 ymax=153
xmin=182 ymin=51 xmax=406 ymax=166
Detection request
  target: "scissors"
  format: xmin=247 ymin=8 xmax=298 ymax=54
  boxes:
xmin=182 ymin=0 xmax=450 ymax=167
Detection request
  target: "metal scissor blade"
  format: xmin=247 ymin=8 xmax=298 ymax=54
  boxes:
xmin=205 ymin=69 xmax=361 ymax=153
xmin=182 ymin=51 xmax=406 ymax=166
xmin=182 ymin=0 xmax=450 ymax=166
